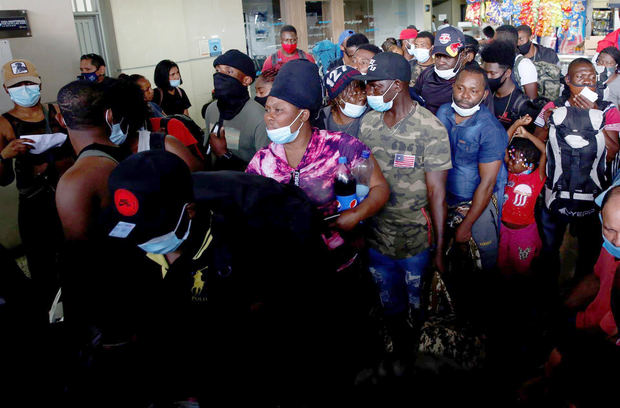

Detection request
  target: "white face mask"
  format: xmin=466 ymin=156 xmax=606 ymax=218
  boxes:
xmin=405 ymin=41 xmax=415 ymax=56
xmin=595 ymin=63 xmax=605 ymax=74
xmin=451 ymin=97 xmax=482 ymax=117
xmin=412 ymin=48 xmax=431 ymax=63
xmin=434 ymin=55 xmax=461 ymax=80
xmin=339 ymin=100 xmax=366 ymax=118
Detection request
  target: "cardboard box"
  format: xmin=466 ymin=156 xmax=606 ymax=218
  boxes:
xmin=585 ymin=36 xmax=605 ymax=50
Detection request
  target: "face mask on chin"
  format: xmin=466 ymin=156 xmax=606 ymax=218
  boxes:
xmin=600 ymin=214 xmax=620 ymax=258
xmin=451 ymin=96 xmax=483 ymax=117
xmin=138 ymin=204 xmax=192 ymax=255
xmin=434 ymin=54 xmax=461 ymax=80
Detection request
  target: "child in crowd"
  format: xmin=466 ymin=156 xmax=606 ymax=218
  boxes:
xmin=498 ymin=115 xmax=547 ymax=275
xmin=254 ymin=68 xmax=277 ymax=107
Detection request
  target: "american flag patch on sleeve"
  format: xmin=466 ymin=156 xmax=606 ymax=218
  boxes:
xmin=394 ymin=153 xmax=415 ymax=168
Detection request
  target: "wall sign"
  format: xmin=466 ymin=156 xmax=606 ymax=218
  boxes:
xmin=208 ymin=38 xmax=222 ymax=57
xmin=0 ymin=10 xmax=31 ymax=39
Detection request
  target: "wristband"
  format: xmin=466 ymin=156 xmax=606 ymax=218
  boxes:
xmin=220 ymin=150 xmax=233 ymax=160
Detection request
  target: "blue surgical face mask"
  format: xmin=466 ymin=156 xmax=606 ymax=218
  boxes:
xmin=602 ymin=235 xmax=620 ymax=258
xmin=599 ymin=213 xmax=620 ymax=258
xmin=138 ymin=204 xmax=192 ymax=254
xmin=8 ymin=84 xmax=40 ymax=107
xmin=106 ymin=114 xmax=127 ymax=145
xmin=339 ymin=100 xmax=366 ymax=118
xmin=170 ymin=79 xmax=181 ymax=88
xmin=266 ymin=110 xmax=303 ymax=144
xmin=367 ymin=80 xmax=396 ymax=112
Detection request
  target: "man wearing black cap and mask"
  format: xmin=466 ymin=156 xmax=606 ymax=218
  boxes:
xmin=355 ymin=52 xmax=452 ymax=354
xmin=106 ymin=150 xmax=340 ymax=405
xmin=415 ymin=27 xmax=494 ymax=115
xmin=204 ymin=49 xmax=268 ymax=170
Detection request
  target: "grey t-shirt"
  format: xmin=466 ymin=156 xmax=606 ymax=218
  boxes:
xmin=322 ymin=106 xmax=366 ymax=139
xmin=205 ymin=99 xmax=269 ymax=163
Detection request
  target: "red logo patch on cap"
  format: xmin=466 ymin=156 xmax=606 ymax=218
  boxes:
xmin=439 ymin=33 xmax=451 ymax=44
xmin=114 ymin=189 xmax=139 ymax=217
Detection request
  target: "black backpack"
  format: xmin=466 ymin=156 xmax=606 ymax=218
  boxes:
xmin=545 ymin=103 xmax=611 ymax=217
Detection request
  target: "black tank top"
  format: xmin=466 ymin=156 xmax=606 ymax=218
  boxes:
xmin=77 ymin=143 xmax=131 ymax=164
xmin=2 ymin=105 xmax=73 ymax=194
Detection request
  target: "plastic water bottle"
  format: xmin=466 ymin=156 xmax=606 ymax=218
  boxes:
xmin=352 ymin=150 xmax=373 ymax=202
xmin=334 ymin=156 xmax=357 ymax=212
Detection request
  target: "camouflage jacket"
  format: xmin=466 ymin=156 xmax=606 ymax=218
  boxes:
xmin=358 ymin=104 xmax=452 ymax=258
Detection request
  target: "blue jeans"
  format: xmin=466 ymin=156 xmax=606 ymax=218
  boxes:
xmin=368 ymin=248 xmax=431 ymax=316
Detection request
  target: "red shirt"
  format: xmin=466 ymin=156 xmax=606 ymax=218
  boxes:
xmin=261 ymin=49 xmax=316 ymax=72
xmin=577 ymin=248 xmax=619 ymax=336
xmin=502 ymin=170 xmax=545 ymax=225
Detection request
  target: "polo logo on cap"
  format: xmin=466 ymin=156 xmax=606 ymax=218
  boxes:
xmin=439 ymin=33 xmax=451 ymax=44
xmin=368 ymin=59 xmax=377 ymax=71
xmin=10 ymin=61 xmax=28 ymax=75
xmin=114 ymin=189 xmax=139 ymax=216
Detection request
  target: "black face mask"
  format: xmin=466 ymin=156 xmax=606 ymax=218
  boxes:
xmin=488 ymin=70 xmax=508 ymax=93
xmin=254 ymin=95 xmax=268 ymax=107
xmin=518 ymin=41 xmax=531 ymax=55
xmin=213 ymin=72 xmax=250 ymax=120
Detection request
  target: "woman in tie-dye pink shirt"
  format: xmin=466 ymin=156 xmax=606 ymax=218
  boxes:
xmin=247 ymin=128 xmax=371 ymax=216
xmin=247 ymin=126 xmax=388 ymax=271
xmin=248 ymin=60 xmax=388 ymax=270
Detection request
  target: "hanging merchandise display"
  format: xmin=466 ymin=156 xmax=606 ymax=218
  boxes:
xmin=485 ymin=1 xmax=503 ymax=25
xmin=465 ymin=0 xmax=587 ymax=55
xmin=465 ymin=0 xmax=484 ymax=27
xmin=557 ymin=0 xmax=586 ymax=54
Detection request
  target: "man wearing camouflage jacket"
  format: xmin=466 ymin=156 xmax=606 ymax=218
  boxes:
xmin=355 ymin=52 xmax=452 ymax=354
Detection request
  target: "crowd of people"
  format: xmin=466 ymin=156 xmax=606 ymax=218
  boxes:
xmin=1 ymin=18 xmax=620 ymax=407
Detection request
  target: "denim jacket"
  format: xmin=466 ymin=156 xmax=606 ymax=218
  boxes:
xmin=436 ymin=103 xmax=508 ymax=206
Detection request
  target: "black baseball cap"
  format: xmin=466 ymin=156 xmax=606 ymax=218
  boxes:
xmin=352 ymin=52 xmax=411 ymax=82
xmin=106 ymin=150 xmax=194 ymax=243
xmin=432 ymin=26 xmax=465 ymax=57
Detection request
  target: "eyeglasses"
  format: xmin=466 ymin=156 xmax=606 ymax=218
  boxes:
xmin=351 ymin=56 xmax=371 ymax=65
